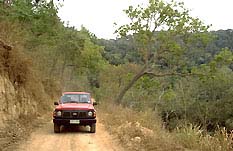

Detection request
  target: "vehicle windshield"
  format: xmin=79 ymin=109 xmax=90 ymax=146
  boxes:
xmin=60 ymin=94 xmax=91 ymax=104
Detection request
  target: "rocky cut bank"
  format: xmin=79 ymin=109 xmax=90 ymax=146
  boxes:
xmin=0 ymin=39 xmax=54 ymax=150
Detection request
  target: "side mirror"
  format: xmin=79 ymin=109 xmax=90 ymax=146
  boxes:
xmin=93 ymin=102 xmax=97 ymax=106
xmin=54 ymin=102 xmax=59 ymax=105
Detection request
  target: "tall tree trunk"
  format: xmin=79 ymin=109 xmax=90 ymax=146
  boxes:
xmin=115 ymin=66 xmax=147 ymax=104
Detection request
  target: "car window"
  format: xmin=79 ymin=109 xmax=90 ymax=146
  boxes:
xmin=61 ymin=94 xmax=90 ymax=103
xmin=61 ymin=95 xmax=71 ymax=103
xmin=70 ymin=95 xmax=79 ymax=102
xmin=79 ymin=94 xmax=90 ymax=103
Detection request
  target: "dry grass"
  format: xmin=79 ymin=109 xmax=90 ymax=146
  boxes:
xmin=98 ymin=103 xmax=185 ymax=151
xmin=175 ymin=125 xmax=233 ymax=151
xmin=98 ymin=102 xmax=233 ymax=151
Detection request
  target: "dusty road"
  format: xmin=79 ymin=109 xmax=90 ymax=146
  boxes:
xmin=16 ymin=120 xmax=123 ymax=151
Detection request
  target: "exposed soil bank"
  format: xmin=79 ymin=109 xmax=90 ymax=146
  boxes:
xmin=0 ymin=40 xmax=58 ymax=151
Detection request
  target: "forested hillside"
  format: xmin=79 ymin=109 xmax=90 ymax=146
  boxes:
xmin=0 ymin=0 xmax=233 ymax=151
xmin=99 ymin=30 xmax=233 ymax=67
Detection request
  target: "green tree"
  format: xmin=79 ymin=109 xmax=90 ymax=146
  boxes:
xmin=115 ymin=0 xmax=210 ymax=104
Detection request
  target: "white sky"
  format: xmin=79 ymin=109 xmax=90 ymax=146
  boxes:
xmin=57 ymin=0 xmax=233 ymax=39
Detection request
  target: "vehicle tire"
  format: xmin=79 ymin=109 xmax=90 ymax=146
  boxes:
xmin=54 ymin=123 xmax=60 ymax=133
xmin=90 ymin=124 xmax=96 ymax=133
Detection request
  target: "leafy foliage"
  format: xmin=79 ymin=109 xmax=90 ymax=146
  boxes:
xmin=113 ymin=0 xmax=211 ymax=104
xmin=97 ymin=0 xmax=233 ymax=133
xmin=0 ymin=0 xmax=106 ymax=92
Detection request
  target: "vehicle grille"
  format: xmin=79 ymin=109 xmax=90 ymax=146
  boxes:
xmin=62 ymin=111 xmax=87 ymax=119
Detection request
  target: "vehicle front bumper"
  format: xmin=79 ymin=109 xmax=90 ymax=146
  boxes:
xmin=53 ymin=118 xmax=96 ymax=126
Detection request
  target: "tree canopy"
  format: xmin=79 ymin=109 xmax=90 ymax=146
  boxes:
xmin=114 ymin=0 xmax=211 ymax=103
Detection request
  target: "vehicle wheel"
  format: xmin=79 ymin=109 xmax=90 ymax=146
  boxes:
xmin=54 ymin=123 xmax=60 ymax=133
xmin=90 ymin=124 xmax=96 ymax=133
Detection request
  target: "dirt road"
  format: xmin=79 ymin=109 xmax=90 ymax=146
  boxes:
xmin=16 ymin=120 xmax=123 ymax=151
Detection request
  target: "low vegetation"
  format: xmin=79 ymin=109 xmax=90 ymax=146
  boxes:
xmin=98 ymin=103 xmax=184 ymax=151
xmin=98 ymin=102 xmax=233 ymax=151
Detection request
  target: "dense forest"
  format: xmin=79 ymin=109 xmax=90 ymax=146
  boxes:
xmin=0 ymin=0 xmax=233 ymax=150
xmin=99 ymin=30 xmax=233 ymax=68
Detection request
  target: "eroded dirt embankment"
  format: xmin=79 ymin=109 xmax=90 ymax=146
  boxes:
xmin=0 ymin=40 xmax=56 ymax=151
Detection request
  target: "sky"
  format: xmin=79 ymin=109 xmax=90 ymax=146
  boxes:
xmin=57 ymin=0 xmax=233 ymax=39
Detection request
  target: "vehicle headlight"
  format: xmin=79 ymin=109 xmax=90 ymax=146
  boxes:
xmin=56 ymin=111 xmax=62 ymax=117
xmin=88 ymin=111 xmax=93 ymax=117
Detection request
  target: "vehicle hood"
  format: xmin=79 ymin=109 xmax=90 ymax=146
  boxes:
xmin=55 ymin=103 xmax=94 ymax=111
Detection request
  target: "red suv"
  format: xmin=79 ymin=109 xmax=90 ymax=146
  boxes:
xmin=53 ymin=92 xmax=97 ymax=133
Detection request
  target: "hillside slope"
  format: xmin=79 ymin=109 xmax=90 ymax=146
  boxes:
xmin=0 ymin=40 xmax=57 ymax=150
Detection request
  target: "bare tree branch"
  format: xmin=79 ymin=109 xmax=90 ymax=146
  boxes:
xmin=144 ymin=71 xmax=206 ymax=77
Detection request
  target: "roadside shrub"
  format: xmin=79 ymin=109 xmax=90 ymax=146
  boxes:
xmin=98 ymin=103 xmax=184 ymax=151
xmin=175 ymin=124 xmax=203 ymax=149
xmin=175 ymin=125 xmax=233 ymax=151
